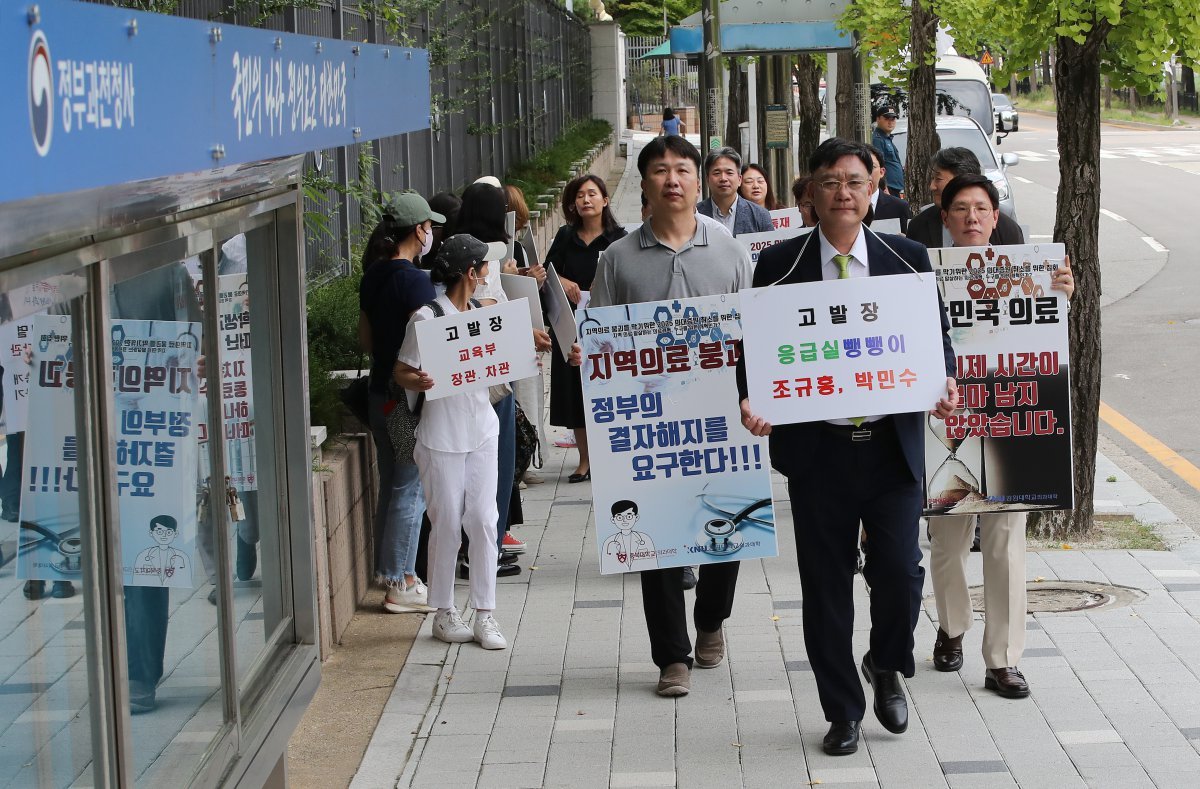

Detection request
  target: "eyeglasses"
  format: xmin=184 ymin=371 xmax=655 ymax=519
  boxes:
xmin=947 ymin=204 xmax=994 ymax=217
xmin=817 ymin=178 xmax=870 ymax=193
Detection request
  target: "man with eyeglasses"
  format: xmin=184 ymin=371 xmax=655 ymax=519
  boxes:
xmin=906 ymin=147 xmax=1024 ymax=249
xmin=737 ymin=138 xmax=958 ymax=756
xmin=696 ymin=147 xmax=773 ymax=237
xmin=926 ymin=173 xmax=1073 ymax=702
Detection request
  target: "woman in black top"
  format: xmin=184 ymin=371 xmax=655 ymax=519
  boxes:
xmin=546 ymin=174 xmax=626 ymax=482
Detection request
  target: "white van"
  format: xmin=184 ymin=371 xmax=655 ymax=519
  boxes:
xmin=932 ymin=55 xmax=997 ymax=128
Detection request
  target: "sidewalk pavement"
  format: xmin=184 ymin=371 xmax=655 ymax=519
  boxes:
xmin=349 ymin=135 xmax=1200 ymax=788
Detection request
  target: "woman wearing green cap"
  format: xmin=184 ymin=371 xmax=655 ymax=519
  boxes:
xmin=358 ymin=192 xmax=443 ymax=613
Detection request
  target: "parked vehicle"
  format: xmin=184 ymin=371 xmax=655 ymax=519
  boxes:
xmin=891 ymin=116 xmax=1021 ymax=218
xmin=992 ymin=93 xmax=1019 ymax=132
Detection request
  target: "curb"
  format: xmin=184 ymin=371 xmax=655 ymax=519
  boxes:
xmin=1022 ymin=106 xmax=1200 ymax=132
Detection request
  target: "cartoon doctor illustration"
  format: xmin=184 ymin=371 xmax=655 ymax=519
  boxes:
xmin=601 ymin=499 xmax=659 ymax=573
xmin=133 ymin=514 xmax=190 ymax=586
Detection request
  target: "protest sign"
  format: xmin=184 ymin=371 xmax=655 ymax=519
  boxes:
xmin=414 ymin=299 xmax=536 ymax=400
xmin=737 ymin=225 xmax=811 ymax=266
xmin=19 ymin=315 xmax=202 ymax=587
xmin=871 ymin=218 xmax=902 ymax=235
xmin=579 ymin=295 xmax=777 ymax=574
xmin=769 ymin=207 xmax=802 ymax=231
xmin=544 ymin=263 xmax=577 ymax=362
xmin=213 ymin=273 xmax=257 ymax=491
xmin=0 ymin=317 xmax=36 ymax=433
xmin=739 ymin=274 xmax=948 ymax=425
xmin=924 ymin=244 xmax=1072 ymax=515
xmin=518 ymin=226 xmax=540 ymax=268
xmin=501 ymin=273 xmax=546 ymax=331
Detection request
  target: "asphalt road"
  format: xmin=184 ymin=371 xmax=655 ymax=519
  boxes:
xmin=1001 ymin=111 xmax=1200 ymax=527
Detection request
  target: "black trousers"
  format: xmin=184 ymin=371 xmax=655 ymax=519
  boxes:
xmin=124 ymin=585 xmax=169 ymax=689
xmin=786 ymin=418 xmax=924 ymax=722
xmin=640 ymin=561 xmax=740 ymax=669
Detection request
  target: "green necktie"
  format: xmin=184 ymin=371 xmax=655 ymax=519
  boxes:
xmin=834 ymin=254 xmax=865 ymax=427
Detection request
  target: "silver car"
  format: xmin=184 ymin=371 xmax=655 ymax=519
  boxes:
xmin=992 ymin=93 xmax=1019 ymax=132
xmin=891 ymin=116 xmax=1021 ymax=218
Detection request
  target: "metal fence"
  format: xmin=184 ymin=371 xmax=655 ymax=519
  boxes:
xmin=103 ymin=0 xmax=592 ymax=283
xmin=624 ymin=35 xmax=698 ymax=122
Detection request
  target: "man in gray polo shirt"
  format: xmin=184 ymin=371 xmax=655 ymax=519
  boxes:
xmin=573 ymin=135 xmax=753 ymax=697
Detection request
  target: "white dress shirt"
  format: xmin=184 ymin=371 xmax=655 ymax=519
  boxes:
xmin=817 ymin=226 xmax=882 ymax=426
xmin=711 ymin=195 xmax=741 ymax=235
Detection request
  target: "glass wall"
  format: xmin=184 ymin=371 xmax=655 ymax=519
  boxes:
xmin=0 ymin=272 xmax=95 ymax=789
xmin=0 ymin=187 xmax=318 ymax=788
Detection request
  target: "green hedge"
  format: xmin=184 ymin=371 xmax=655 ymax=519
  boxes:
xmin=506 ymin=119 xmax=613 ymax=211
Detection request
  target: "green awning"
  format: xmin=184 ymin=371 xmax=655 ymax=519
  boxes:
xmin=639 ymin=40 xmax=673 ymax=59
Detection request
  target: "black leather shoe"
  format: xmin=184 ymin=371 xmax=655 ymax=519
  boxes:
xmin=499 ymin=551 xmax=519 ymax=565
xmin=984 ymin=667 xmax=1030 ymax=699
xmin=681 ymin=566 xmax=697 ymax=591
xmin=933 ymin=628 xmax=964 ymax=672
xmin=861 ymin=651 xmax=909 ymax=734
xmin=458 ymin=559 xmax=522 ymax=579
xmin=822 ymin=721 xmax=861 ymax=755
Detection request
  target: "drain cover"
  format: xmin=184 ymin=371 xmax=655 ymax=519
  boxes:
xmin=966 ymin=581 xmax=1146 ymax=614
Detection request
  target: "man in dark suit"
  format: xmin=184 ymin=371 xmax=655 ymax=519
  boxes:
xmin=866 ymin=145 xmax=911 ymax=233
xmin=738 ymin=138 xmax=958 ymax=756
xmin=696 ymin=146 xmax=773 ymax=237
xmin=906 ymin=147 xmax=1024 ymax=248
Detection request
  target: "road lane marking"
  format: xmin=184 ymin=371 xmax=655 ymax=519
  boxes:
xmin=1030 ymin=234 xmax=1053 ymax=239
xmin=1099 ymin=150 xmax=1125 ymax=159
xmin=1141 ymin=236 xmax=1169 ymax=253
xmin=1100 ymin=402 xmax=1200 ymax=493
xmin=1099 ymin=209 xmax=1126 ymax=222
xmin=1013 ymin=176 xmax=1034 ymax=184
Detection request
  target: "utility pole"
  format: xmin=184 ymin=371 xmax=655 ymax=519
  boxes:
xmin=699 ymin=0 xmax=724 ymax=152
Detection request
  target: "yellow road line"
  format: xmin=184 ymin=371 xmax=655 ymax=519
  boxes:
xmin=1100 ymin=401 xmax=1200 ymax=492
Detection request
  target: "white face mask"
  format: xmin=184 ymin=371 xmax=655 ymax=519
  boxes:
xmin=418 ymin=224 xmax=434 ymax=258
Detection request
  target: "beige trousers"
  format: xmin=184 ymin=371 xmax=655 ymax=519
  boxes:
xmin=929 ymin=512 xmax=1027 ymax=669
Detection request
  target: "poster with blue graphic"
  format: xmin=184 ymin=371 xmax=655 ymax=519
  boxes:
xmin=18 ymin=316 xmax=202 ymax=587
xmin=578 ymin=295 xmax=777 ymax=574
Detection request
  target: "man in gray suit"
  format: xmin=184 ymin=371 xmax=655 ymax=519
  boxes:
xmin=696 ymin=147 xmax=773 ymax=237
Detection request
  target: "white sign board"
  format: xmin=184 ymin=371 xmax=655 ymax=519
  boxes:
xmin=579 ymin=295 xmax=777 ymax=574
xmin=501 ymin=273 xmax=546 ymax=331
xmin=872 ymin=218 xmax=902 ymax=235
xmin=544 ymin=263 xmax=577 ymax=362
xmin=769 ymin=207 xmax=803 ymax=231
xmin=739 ymin=274 xmax=948 ymax=425
xmin=737 ymin=226 xmax=811 ymax=266
xmin=0 ymin=317 xmax=36 ymax=433
xmin=414 ymin=299 xmax=537 ymax=401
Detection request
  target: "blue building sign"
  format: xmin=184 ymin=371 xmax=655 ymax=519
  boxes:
xmin=3 ymin=0 xmax=431 ymax=203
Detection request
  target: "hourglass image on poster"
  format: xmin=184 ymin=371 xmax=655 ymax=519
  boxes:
xmin=923 ymin=244 xmax=1074 ymax=516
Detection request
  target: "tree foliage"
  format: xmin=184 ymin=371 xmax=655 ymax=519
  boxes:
xmin=607 ymin=0 xmax=700 ymax=38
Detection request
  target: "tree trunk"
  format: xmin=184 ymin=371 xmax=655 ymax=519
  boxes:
xmin=904 ymin=0 xmax=937 ymax=208
xmin=1183 ymin=64 xmax=1196 ymax=95
xmin=835 ymin=51 xmax=856 ymax=141
xmin=766 ymin=56 xmax=794 ymax=204
xmin=1103 ymin=75 xmax=1112 ymax=110
xmin=1042 ymin=50 xmax=1053 ymax=89
xmin=794 ymin=54 xmax=823 ymax=181
xmin=725 ymin=60 xmax=747 ymax=156
xmin=1031 ymin=61 xmax=1040 ymax=92
xmin=1031 ymin=27 xmax=1108 ymax=540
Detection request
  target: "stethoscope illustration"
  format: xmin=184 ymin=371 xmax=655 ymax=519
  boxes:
xmin=20 ymin=520 xmax=83 ymax=575
xmin=694 ymin=490 xmax=774 ymax=556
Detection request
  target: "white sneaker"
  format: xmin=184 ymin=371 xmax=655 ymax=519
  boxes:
xmin=432 ymin=608 xmax=473 ymax=643
xmin=383 ymin=578 xmax=430 ymax=613
xmin=523 ymin=471 xmax=545 ymax=485
xmin=473 ymin=613 xmax=508 ymax=650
